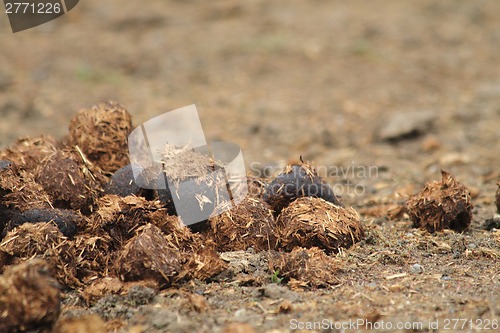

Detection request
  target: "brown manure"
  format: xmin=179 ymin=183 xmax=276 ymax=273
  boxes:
xmin=178 ymin=239 xmax=227 ymax=282
xmin=208 ymin=197 xmax=278 ymax=252
xmin=89 ymin=194 xmax=164 ymax=247
xmin=277 ymin=197 xmax=364 ymax=253
xmin=0 ymin=135 xmax=58 ymax=172
xmin=263 ymin=162 xmax=342 ymax=216
xmin=114 ymin=224 xmax=183 ymax=287
xmin=35 ymin=149 xmax=102 ymax=213
xmin=406 ymin=171 xmax=473 ymax=233
xmin=68 ymin=101 xmax=132 ymax=174
xmin=0 ymin=223 xmax=80 ymax=288
xmin=0 ymin=158 xmax=52 ymax=211
xmin=0 ymin=258 xmax=61 ymax=332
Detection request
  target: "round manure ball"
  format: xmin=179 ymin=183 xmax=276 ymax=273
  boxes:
xmin=406 ymin=171 xmax=473 ymax=233
xmin=35 ymin=150 xmax=99 ymax=213
xmin=69 ymin=101 xmax=132 ymax=174
xmin=263 ymin=163 xmax=342 ymax=216
xmin=277 ymin=197 xmax=363 ymax=253
xmin=208 ymin=197 xmax=277 ymax=252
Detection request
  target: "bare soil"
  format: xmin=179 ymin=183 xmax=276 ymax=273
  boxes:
xmin=1 ymin=1 xmax=499 ymax=332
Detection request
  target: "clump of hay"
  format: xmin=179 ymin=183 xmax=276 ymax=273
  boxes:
xmin=208 ymin=197 xmax=278 ymax=252
xmin=35 ymin=150 xmax=102 ymax=214
xmin=114 ymin=224 xmax=183 ymax=287
xmin=406 ymin=171 xmax=473 ymax=233
xmin=0 ymin=223 xmax=80 ymax=288
xmin=0 ymin=258 xmax=61 ymax=332
xmin=263 ymin=162 xmax=342 ymax=216
xmin=68 ymin=101 xmax=132 ymax=174
xmin=277 ymin=197 xmax=364 ymax=253
xmin=0 ymin=136 xmax=58 ymax=172
xmin=268 ymin=247 xmax=341 ymax=288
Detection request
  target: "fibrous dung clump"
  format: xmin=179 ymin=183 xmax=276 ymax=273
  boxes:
xmin=104 ymin=164 xmax=152 ymax=199
xmin=0 ymin=258 xmax=61 ymax=332
xmin=114 ymin=224 xmax=183 ymax=287
xmin=5 ymin=208 xmax=82 ymax=238
xmin=0 ymin=159 xmax=52 ymax=212
xmin=208 ymin=197 xmax=278 ymax=252
xmin=0 ymin=136 xmax=58 ymax=172
xmin=35 ymin=150 xmax=101 ymax=213
xmin=88 ymin=194 xmax=166 ymax=245
xmin=0 ymin=222 xmax=80 ymax=288
xmin=277 ymin=197 xmax=364 ymax=253
xmin=406 ymin=171 xmax=473 ymax=233
xmin=161 ymin=142 xmax=225 ymax=182
xmin=69 ymin=101 xmax=132 ymax=174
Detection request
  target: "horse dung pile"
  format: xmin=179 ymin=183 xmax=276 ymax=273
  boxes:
xmin=0 ymin=102 xmax=367 ymax=331
xmin=0 ymin=101 xmax=497 ymax=332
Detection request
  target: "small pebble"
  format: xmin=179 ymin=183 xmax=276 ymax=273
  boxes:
xmin=411 ymin=263 xmax=424 ymax=274
xmin=234 ymin=308 xmax=247 ymax=318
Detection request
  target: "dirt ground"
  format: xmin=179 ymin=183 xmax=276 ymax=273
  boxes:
xmin=1 ymin=0 xmax=499 ymax=332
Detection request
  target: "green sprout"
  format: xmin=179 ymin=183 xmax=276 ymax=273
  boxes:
xmin=271 ymin=269 xmax=283 ymax=284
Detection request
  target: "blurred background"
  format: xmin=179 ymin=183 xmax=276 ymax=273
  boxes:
xmin=1 ymin=0 xmax=499 ymax=201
